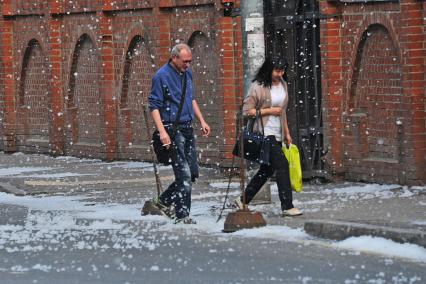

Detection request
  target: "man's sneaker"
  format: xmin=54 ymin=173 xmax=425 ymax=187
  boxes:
xmin=174 ymin=216 xmax=197 ymax=224
xmin=282 ymin=207 xmax=303 ymax=217
xmin=233 ymin=197 xmax=244 ymax=209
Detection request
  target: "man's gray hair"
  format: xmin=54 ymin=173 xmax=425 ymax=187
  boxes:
xmin=171 ymin=43 xmax=192 ymax=58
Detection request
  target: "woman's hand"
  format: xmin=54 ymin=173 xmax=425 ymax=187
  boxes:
xmin=285 ymin=133 xmax=292 ymax=145
xmin=253 ymin=107 xmax=283 ymax=117
xmin=268 ymin=107 xmax=283 ymax=116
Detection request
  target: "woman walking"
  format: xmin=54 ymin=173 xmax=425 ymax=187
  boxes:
xmin=235 ymin=56 xmax=302 ymax=216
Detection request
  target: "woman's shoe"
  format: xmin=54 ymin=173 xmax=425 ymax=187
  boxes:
xmin=282 ymin=207 xmax=303 ymax=216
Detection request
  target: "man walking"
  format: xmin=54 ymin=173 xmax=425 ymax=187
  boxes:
xmin=148 ymin=43 xmax=210 ymax=224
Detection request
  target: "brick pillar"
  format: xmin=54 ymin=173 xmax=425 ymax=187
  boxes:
xmin=48 ymin=0 xmax=64 ymax=14
xmin=99 ymin=10 xmax=117 ymax=161
xmin=210 ymin=0 xmax=243 ymax=165
xmin=400 ymin=0 xmax=426 ymax=182
xmin=1 ymin=15 xmax=16 ymax=152
xmin=233 ymin=13 xmax=243 ymax=99
xmin=230 ymin=11 xmax=243 ymax=162
xmin=2 ymin=0 xmax=13 ymax=16
xmin=157 ymin=2 xmax=172 ymax=65
xmin=0 ymin=14 xmax=4 ymax=151
xmin=102 ymin=0 xmax=114 ymax=11
xmin=319 ymin=1 xmax=344 ymax=176
xmin=217 ymin=15 xmax=240 ymax=163
xmin=47 ymin=14 xmax=65 ymax=155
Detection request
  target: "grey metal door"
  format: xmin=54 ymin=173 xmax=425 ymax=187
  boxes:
xmin=264 ymin=0 xmax=325 ymax=178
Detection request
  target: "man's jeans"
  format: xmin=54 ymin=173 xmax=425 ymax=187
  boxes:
xmin=159 ymin=126 xmax=198 ymax=219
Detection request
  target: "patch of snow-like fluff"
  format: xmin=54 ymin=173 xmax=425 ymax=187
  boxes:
xmin=319 ymin=183 xmax=416 ymax=199
xmin=192 ymin=190 xmax=239 ymax=200
xmin=334 ymin=236 xmax=426 ymax=263
xmin=0 ymin=167 xmax=54 ymax=176
xmin=209 ymin=182 xmax=240 ymax=189
xmin=12 ymin=172 xmax=93 ymax=178
xmin=231 ymin=225 xmax=310 ymax=242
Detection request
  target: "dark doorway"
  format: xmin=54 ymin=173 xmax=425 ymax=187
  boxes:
xmin=264 ymin=0 xmax=325 ymax=178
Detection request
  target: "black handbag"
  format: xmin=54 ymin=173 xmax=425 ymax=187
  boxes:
xmin=152 ymin=127 xmax=175 ymax=165
xmin=152 ymin=73 xmax=187 ymax=165
xmin=232 ymin=109 xmax=271 ymax=165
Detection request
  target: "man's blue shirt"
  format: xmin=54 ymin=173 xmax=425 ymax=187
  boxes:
xmin=149 ymin=62 xmax=194 ymax=124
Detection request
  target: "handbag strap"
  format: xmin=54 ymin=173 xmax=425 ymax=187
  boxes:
xmin=172 ymin=72 xmax=187 ymax=133
xmin=247 ymin=108 xmax=265 ymax=135
xmin=255 ymin=108 xmax=265 ymax=136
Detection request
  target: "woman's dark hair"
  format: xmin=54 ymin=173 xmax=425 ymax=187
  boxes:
xmin=252 ymin=56 xmax=288 ymax=87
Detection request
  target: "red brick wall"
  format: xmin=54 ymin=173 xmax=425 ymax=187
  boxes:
xmin=320 ymin=0 xmax=425 ymax=185
xmin=0 ymin=9 xmax=15 ymax=152
xmin=0 ymin=0 xmax=242 ymax=166
xmin=16 ymin=39 xmax=51 ymax=152
xmin=190 ymin=31 xmax=222 ymax=165
xmin=218 ymin=8 xmax=243 ymax=166
xmin=116 ymin=35 xmax=156 ymax=160
xmin=0 ymin=16 xmax=4 ymax=151
xmin=109 ymin=8 xmax=157 ymax=161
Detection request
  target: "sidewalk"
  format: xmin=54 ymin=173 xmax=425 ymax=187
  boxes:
xmin=0 ymin=152 xmax=425 ymax=247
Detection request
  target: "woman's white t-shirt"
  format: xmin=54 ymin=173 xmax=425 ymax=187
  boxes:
xmin=263 ymin=83 xmax=286 ymax=141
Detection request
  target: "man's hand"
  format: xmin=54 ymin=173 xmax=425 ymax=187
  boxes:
xmin=151 ymin=109 xmax=172 ymax=148
xmin=193 ymin=100 xmax=210 ymax=137
xmin=159 ymin=129 xmax=171 ymax=148
xmin=200 ymin=121 xmax=211 ymax=137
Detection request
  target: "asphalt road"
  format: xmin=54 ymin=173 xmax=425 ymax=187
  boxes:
xmin=1 ymin=203 xmax=424 ymax=284
xmin=0 ymin=153 xmax=425 ymax=283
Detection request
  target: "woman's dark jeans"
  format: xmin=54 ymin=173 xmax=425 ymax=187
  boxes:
xmin=243 ymin=136 xmax=294 ymax=211
xmin=159 ymin=126 xmax=198 ymax=219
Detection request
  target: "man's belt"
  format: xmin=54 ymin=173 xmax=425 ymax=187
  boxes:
xmin=163 ymin=121 xmax=192 ymax=128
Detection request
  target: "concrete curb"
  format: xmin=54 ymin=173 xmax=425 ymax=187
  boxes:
xmin=0 ymin=182 xmax=27 ymax=196
xmin=304 ymin=219 xmax=426 ymax=248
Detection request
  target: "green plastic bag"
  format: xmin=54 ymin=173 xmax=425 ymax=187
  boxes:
xmin=282 ymin=144 xmax=303 ymax=192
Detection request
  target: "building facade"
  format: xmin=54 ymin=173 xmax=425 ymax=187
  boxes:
xmin=0 ymin=0 xmax=243 ymax=166
xmin=0 ymin=0 xmax=424 ymax=185
xmin=320 ymin=0 xmax=425 ymax=184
